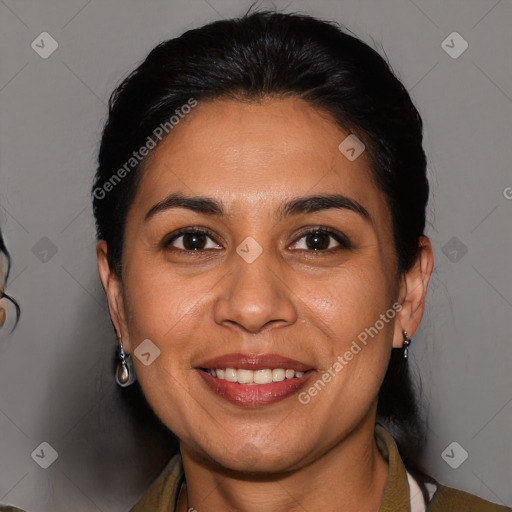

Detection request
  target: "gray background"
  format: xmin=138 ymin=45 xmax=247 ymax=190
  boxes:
xmin=0 ymin=0 xmax=511 ymax=510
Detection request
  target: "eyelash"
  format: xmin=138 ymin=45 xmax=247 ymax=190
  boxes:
xmin=162 ymin=227 xmax=221 ymax=254
xmin=290 ymin=227 xmax=351 ymax=252
xmin=162 ymin=226 xmax=351 ymax=255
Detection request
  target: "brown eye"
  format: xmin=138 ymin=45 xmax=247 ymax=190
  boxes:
xmin=304 ymin=232 xmax=331 ymax=250
xmin=181 ymin=232 xmax=207 ymax=250
xmin=290 ymin=228 xmax=350 ymax=252
xmin=164 ymin=228 xmax=222 ymax=252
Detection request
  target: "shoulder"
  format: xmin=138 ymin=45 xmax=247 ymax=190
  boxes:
xmin=428 ymin=484 xmax=511 ymax=512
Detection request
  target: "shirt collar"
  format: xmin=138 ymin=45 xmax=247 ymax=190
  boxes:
xmin=375 ymin=424 xmax=412 ymax=512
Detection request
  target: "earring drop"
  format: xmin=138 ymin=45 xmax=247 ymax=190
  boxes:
xmin=402 ymin=330 xmax=411 ymax=359
xmin=115 ymin=337 xmax=136 ymax=387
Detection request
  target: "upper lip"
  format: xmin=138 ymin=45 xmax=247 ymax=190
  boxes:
xmin=196 ymin=353 xmax=313 ymax=372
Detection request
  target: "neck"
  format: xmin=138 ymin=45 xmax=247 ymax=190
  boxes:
xmin=176 ymin=418 xmax=388 ymax=512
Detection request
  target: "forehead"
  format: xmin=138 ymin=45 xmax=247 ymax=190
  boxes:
xmin=131 ymin=97 xmax=387 ymax=221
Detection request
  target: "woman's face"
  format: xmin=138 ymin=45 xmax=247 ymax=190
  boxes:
xmin=99 ymin=97 xmax=424 ymax=472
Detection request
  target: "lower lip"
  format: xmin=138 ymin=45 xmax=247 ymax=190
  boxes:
xmin=197 ymin=370 xmax=315 ymax=407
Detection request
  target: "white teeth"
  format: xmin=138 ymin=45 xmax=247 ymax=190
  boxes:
xmin=272 ymin=369 xmax=285 ymax=382
xmin=254 ymin=369 xmax=273 ymax=384
xmin=205 ymin=367 xmax=306 ymax=384
xmin=225 ymin=368 xmax=237 ymax=382
xmin=237 ymin=369 xmax=254 ymax=384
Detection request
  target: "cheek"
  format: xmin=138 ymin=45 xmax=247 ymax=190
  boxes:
xmin=294 ymin=259 xmax=395 ymax=405
xmin=121 ymin=264 xmax=205 ymax=424
xmin=298 ymin=259 xmax=395 ymax=338
xmin=120 ymin=257 xmax=221 ymax=411
xmin=122 ymin=258 xmax=212 ymax=342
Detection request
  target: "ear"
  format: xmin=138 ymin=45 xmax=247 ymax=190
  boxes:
xmin=392 ymin=236 xmax=434 ymax=348
xmin=0 ymin=305 xmax=6 ymax=327
xmin=96 ymin=240 xmax=132 ymax=353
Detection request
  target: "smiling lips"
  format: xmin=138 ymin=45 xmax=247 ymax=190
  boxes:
xmin=196 ymin=353 xmax=314 ymax=407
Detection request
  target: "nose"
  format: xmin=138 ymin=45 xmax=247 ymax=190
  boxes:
xmin=213 ymin=248 xmax=298 ymax=333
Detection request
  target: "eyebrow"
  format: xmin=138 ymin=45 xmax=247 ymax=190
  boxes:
xmin=145 ymin=193 xmax=224 ymax=221
xmin=144 ymin=192 xmax=371 ymax=223
xmin=278 ymin=194 xmax=371 ymax=223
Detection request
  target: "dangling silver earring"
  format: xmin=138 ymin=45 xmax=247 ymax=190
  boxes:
xmin=402 ymin=330 xmax=411 ymax=359
xmin=115 ymin=337 xmax=136 ymax=387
